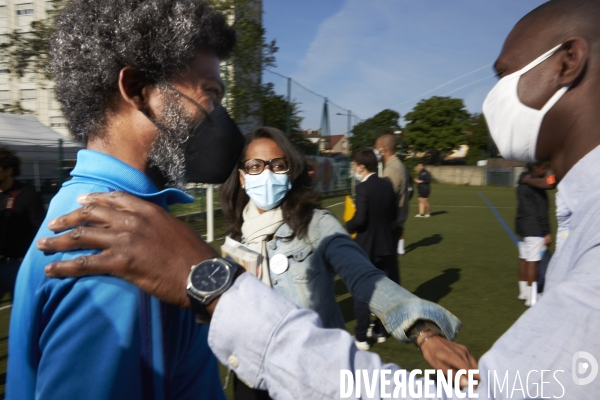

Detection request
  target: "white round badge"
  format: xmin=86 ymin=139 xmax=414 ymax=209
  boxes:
xmin=270 ymin=254 xmax=289 ymax=274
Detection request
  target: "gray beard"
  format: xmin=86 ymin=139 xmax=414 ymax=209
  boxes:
xmin=147 ymin=87 xmax=194 ymax=189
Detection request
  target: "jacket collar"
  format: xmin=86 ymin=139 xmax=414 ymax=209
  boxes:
xmin=64 ymin=150 xmax=194 ymax=209
xmin=275 ymin=222 xmax=294 ymax=238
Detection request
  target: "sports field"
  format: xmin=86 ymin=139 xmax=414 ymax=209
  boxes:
xmin=0 ymin=183 xmax=557 ymax=398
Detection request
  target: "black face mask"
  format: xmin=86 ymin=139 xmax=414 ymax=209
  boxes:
xmin=146 ymin=83 xmax=245 ymax=184
xmin=184 ymin=103 xmax=245 ymax=184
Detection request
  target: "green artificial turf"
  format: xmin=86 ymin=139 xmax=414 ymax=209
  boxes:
xmin=0 ymin=183 xmax=556 ymax=399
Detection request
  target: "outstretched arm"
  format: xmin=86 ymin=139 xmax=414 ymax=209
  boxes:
xmin=210 ymin=273 xmax=473 ymax=399
xmin=36 ymin=192 xmax=478 ymax=395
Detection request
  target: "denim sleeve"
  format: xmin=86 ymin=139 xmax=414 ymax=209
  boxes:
xmin=209 ymin=273 xmax=459 ymax=400
xmin=315 ymin=212 xmax=461 ymax=342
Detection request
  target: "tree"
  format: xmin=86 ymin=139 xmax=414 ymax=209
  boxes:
xmin=0 ymin=101 xmax=33 ymax=115
xmin=260 ymin=83 xmax=316 ymax=154
xmin=403 ymin=96 xmax=470 ymax=164
xmin=465 ymin=113 xmax=498 ymax=165
xmin=0 ymin=0 xmax=276 ymax=126
xmin=0 ymin=0 xmax=63 ymax=80
xmin=210 ymin=0 xmax=278 ymax=130
xmin=349 ymin=109 xmax=401 ymax=152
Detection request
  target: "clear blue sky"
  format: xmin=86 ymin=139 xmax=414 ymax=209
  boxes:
xmin=262 ymin=0 xmax=547 ymax=134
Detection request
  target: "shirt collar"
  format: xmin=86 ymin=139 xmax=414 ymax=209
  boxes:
xmin=65 ymin=150 xmax=194 ymax=208
xmin=557 ymin=144 xmax=600 ymax=215
xmin=361 ymin=173 xmax=375 ymax=183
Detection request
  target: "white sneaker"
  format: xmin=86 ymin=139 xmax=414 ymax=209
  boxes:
xmin=397 ymin=239 xmax=405 ymax=255
xmin=424 ymin=214 xmax=431 ymax=218
xmin=530 ymin=282 xmax=538 ymax=306
xmin=525 ymin=286 xmax=532 ymax=307
xmin=373 ymin=331 xmax=389 ymax=343
xmin=354 ymin=340 xmax=370 ymax=351
xmin=415 ymin=214 xmax=423 ymax=218
xmin=518 ymin=281 xmax=527 ymax=300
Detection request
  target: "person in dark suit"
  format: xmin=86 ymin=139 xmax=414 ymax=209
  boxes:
xmin=346 ymin=148 xmax=397 ymax=349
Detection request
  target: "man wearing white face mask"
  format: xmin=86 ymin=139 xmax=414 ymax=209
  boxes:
xmin=207 ymin=1 xmax=600 ymax=396
xmin=31 ymin=0 xmax=600 ymax=398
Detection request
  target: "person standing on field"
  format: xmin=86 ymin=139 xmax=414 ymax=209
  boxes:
xmin=375 ymin=134 xmax=410 ymax=255
xmin=0 ymin=147 xmax=45 ymax=302
xmin=516 ymin=162 xmax=552 ymax=307
xmin=347 ymin=148 xmax=398 ymax=350
xmin=415 ymin=163 xmax=432 ymax=218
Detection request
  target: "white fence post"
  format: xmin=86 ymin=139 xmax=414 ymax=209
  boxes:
xmin=206 ymin=184 xmax=214 ymax=243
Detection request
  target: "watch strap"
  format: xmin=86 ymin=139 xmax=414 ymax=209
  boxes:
xmin=406 ymin=320 xmax=444 ymax=347
xmin=187 ymin=293 xmax=211 ymax=324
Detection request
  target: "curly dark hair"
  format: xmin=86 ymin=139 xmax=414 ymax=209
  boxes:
xmin=49 ymin=0 xmax=236 ymax=144
xmin=220 ymin=127 xmax=321 ymax=241
xmin=0 ymin=146 xmax=20 ymax=177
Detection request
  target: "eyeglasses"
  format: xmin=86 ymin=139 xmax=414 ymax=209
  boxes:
xmin=242 ymin=158 xmax=289 ymax=175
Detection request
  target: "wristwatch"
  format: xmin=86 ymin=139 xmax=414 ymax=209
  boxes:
xmin=186 ymin=257 xmax=241 ymax=324
xmin=406 ymin=320 xmax=445 ymax=347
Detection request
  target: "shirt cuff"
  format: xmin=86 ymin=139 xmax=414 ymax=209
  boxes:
xmin=207 ymin=273 xmax=297 ymax=389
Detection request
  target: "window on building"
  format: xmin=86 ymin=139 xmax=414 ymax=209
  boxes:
xmin=20 ymin=89 xmax=36 ymax=101
xmin=17 ymin=3 xmax=34 ymax=27
xmin=341 ymin=140 xmax=347 ymax=150
xmin=0 ymin=5 xmax=7 ymax=33
xmin=0 ymin=90 xmax=10 ymax=104
xmin=16 ymin=4 xmax=34 ymax=15
xmin=50 ymin=116 xmax=68 ymax=128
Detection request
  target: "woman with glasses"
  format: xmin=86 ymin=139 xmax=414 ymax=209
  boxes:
xmin=220 ymin=126 xmax=460 ymax=400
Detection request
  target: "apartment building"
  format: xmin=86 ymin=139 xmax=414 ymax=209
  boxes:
xmin=0 ymin=0 xmax=68 ymax=136
xmin=0 ymin=0 xmax=264 ymax=138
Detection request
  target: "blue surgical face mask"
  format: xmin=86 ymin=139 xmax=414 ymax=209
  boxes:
xmin=244 ymin=169 xmax=292 ymax=211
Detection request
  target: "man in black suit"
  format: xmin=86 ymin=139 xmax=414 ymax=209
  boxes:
xmin=346 ymin=148 xmax=397 ymax=350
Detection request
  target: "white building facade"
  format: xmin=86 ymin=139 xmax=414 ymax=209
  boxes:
xmin=0 ymin=0 xmax=68 ymax=136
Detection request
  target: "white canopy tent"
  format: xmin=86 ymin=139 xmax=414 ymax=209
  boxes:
xmin=0 ymin=113 xmax=82 ymax=190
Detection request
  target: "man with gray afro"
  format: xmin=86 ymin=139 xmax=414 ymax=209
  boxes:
xmin=7 ymin=0 xmax=236 ymax=399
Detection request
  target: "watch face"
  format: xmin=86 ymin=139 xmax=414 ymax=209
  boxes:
xmin=190 ymin=260 xmax=230 ymax=293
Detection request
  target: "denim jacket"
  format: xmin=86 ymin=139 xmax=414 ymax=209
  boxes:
xmin=244 ymin=209 xmax=461 ymax=342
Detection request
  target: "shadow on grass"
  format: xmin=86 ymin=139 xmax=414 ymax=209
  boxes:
xmin=412 ymin=268 xmax=461 ymax=304
xmin=430 ymin=211 xmax=448 ymax=217
xmin=405 ymin=234 xmax=443 ymax=253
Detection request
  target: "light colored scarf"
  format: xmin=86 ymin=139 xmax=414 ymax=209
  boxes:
xmin=241 ymin=200 xmax=285 ymax=287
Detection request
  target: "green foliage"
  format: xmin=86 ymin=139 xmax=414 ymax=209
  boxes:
xmin=209 ymin=0 xmax=278 ymax=127
xmin=404 ymin=96 xmax=470 ymax=164
xmin=260 ymin=83 xmax=316 ymax=154
xmin=0 ymin=0 xmax=64 ymax=81
xmin=0 ymin=101 xmax=33 ymax=114
xmin=465 ymin=113 xmax=492 ymax=165
xmin=349 ymin=109 xmax=400 ymax=152
xmin=0 ymin=0 xmax=275 ymax=127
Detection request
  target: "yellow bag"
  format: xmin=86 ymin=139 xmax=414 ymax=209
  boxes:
xmin=343 ymin=195 xmax=357 ymax=239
